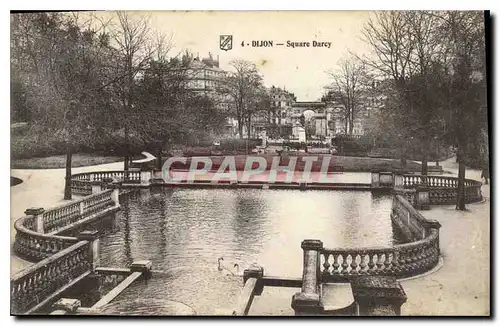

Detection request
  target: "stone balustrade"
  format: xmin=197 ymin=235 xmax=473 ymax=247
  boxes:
xmin=43 ymin=189 xmax=117 ymax=234
xmin=11 ymin=240 xmax=93 ymax=314
xmin=70 ymin=171 xmax=142 ymax=197
xmin=320 ymin=230 xmax=439 ymax=282
xmin=318 ymin=195 xmax=441 ymax=282
xmin=395 ymin=174 xmax=482 ymax=207
xmin=13 ymin=190 xmax=119 ymax=262
xmin=14 ymin=217 xmax=79 ymax=262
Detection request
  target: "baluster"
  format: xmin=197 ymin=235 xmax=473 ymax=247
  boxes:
xmin=341 ymin=254 xmax=349 ymax=274
xmin=375 ymin=254 xmax=384 ymax=271
xmin=332 ymin=254 xmax=340 ymax=274
xmin=350 ymin=254 xmax=359 ymax=274
xmin=367 ymin=254 xmax=376 ymax=271
xmin=384 ymin=253 xmax=392 ymax=271
xmin=322 ymin=254 xmax=331 ymax=276
xmin=359 ymin=254 xmax=367 ymax=273
xmin=397 ymin=250 xmax=406 ymax=273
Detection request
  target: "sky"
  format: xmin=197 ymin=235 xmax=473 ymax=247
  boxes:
xmin=94 ymin=11 xmax=373 ymax=101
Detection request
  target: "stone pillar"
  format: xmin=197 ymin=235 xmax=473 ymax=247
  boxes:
xmin=371 ymin=171 xmax=380 ymax=189
xmin=393 ymin=173 xmax=404 ymax=190
xmin=380 ymin=172 xmax=394 ymax=188
xmin=291 ymin=239 xmax=324 ymax=316
xmin=141 ymin=170 xmax=152 ymax=186
xmin=415 ymin=185 xmax=430 ymax=210
xmin=151 ymin=170 xmax=165 ymax=185
xmin=111 ymin=187 xmax=120 ymax=207
xmin=91 ymin=181 xmax=102 ymax=194
xmin=25 ymin=207 xmax=44 ymax=233
xmin=131 ymin=260 xmax=153 ymax=281
xmin=79 ymin=202 xmax=85 ymax=216
xmin=51 ymin=298 xmax=81 ymax=315
xmin=422 ymin=219 xmax=442 ymax=242
xmin=350 ymin=276 xmax=407 ymax=316
xmin=78 ymin=230 xmax=100 ymax=271
xmin=243 ymin=264 xmax=264 ymax=295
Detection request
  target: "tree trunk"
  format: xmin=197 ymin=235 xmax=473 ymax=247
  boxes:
xmin=238 ymin=117 xmax=244 ymax=139
xmin=246 ymin=114 xmax=252 ymax=139
xmin=456 ymin=147 xmax=466 ymax=210
xmin=349 ymin=108 xmax=354 ymax=136
xmin=64 ymin=149 xmax=72 ymax=200
xmin=124 ymin=125 xmax=130 ymax=172
xmin=156 ymin=146 xmax=163 ymax=171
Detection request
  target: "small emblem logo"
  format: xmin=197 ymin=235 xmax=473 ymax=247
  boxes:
xmin=220 ymin=35 xmax=233 ymax=51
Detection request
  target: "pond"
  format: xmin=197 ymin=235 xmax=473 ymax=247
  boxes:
xmin=92 ymin=187 xmax=403 ymax=315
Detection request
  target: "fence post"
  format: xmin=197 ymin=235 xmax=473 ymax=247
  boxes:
xmin=25 ymin=207 xmax=45 ymax=233
xmin=291 ymin=239 xmax=324 ymax=315
xmin=350 ymin=276 xmax=407 ymax=316
xmin=78 ymin=230 xmax=100 ymax=271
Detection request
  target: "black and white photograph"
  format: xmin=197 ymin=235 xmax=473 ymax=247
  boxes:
xmin=9 ymin=10 xmax=490 ymax=316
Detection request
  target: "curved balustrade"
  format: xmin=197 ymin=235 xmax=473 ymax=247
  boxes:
xmin=399 ymin=174 xmax=482 ymax=205
xmin=70 ymin=171 xmax=141 ymax=196
xmin=318 ymin=193 xmax=441 ymax=282
xmin=11 ymin=241 xmax=91 ymax=314
xmin=320 ymin=230 xmax=439 ymax=282
xmin=14 ymin=216 xmax=79 ymax=262
xmin=13 ymin=190 xmax=118 ymax=262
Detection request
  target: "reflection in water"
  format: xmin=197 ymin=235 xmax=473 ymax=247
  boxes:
xmin=97 ymin=188 xmax=399 ymax=314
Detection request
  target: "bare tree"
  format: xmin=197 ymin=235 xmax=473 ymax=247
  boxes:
xmin=218 ymin=60 xmax=263 ymax=139
xmin=109 ymin=11 xmax=155 ymax=171
xmin=325 ymin=55 xmax=366 ymax=136
xmin=360 ymin=11 xmax=445 ymax=175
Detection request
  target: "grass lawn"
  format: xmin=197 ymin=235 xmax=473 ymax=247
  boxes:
xmin=11 ymin=153 xmax=123 ymax=169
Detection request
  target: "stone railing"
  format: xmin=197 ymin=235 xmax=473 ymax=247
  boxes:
xmin=13 ymin=218 xmax=80 ymax=262
xmin=394 ymin=174 xmax=482 ymax=206
xmin=11 ymin=240 xmax=93 ymax=314
xmin=70 ymin=171 xmax=141 ymax=196
xmin=318 ymin=195 xmax=441 ymax=283
xmin=319 ymin=231 xmax=439 ymax=282
xmin=13 ymin=190 xmax=119 ymax=262
xmin=44 ymin=189 xmax=117 ymax=235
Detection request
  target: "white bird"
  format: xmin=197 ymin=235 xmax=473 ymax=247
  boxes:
xmin=217 ymin=257 xmax=239 ymax=275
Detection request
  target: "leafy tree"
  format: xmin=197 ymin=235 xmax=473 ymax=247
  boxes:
xmin=11 ymin=12 xmax=117 ymax=199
